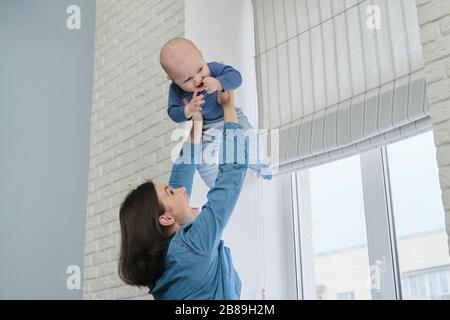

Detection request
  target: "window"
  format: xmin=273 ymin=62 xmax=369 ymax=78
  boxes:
xmin=386 ymin=131 xmax=450 ymax=300
xmin=294 ymin=156 xmax=372 ymax=300
xmin=292 ymin=131 xmax=449 ymax=300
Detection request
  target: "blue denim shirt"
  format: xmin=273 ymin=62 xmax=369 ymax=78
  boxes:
xmin=167 ymin=62 xmax=242 ymax=123
xmin=149 ymin=122 xmax=248 ymax=300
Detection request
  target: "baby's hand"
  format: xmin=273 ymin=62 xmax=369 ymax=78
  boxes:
xmin=202 ymin=76 xmax=223 ymax=94
xmin=183 ymin=91 xmax=204 ymax=119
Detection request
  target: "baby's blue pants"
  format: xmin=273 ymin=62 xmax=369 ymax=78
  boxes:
xmin=197 ymin=107 xmax=272 ymax=189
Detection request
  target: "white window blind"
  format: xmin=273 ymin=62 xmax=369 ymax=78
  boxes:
xmin=253 ymin=0 xmax=431 ymax=174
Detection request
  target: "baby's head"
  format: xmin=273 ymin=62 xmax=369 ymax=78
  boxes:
xmin=160 ymin=37 xmax=210 ymax=92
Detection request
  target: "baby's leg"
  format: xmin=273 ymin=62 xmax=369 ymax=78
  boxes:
xmin=235 ymin=108 xmax=273 ymax=180
xmin=197 ymin=109 xmax=272 ymax=190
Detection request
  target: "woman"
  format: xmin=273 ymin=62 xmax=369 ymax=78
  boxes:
xmin=118 ymin=91 xmax=248 ymax=299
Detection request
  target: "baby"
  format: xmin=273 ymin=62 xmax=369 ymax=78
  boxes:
xmin=160 ymin=37 xmax=271 ymax=188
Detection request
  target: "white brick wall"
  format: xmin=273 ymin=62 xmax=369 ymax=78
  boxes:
xmin=83 ymin=0 xmax=450 ymax=299
xmin=84 ymin=0 xmax=185 ymax=299
xmin=416 ymin=0 xmax=450 ymax=251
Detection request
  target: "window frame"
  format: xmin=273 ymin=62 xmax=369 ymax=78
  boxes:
xmin=290 ymin=130 xmax=442 ymax=300
xmin=359 ymin=147 xmax=402 ymax=299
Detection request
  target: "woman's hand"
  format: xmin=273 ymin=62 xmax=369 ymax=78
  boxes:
xmin=217 ymin=91 xmax=237 ymax=124
xmin=191 ymin=110 xmax=203 ymax=122
xmin=217 ymin=91 xmax=234 ymax=109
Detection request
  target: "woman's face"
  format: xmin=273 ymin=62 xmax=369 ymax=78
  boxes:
xmin=155 ymin=184 xmax=200 ymax=231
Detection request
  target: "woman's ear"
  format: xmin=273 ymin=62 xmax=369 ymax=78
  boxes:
xmin=159 ymin=213 xmax=175 ymax=227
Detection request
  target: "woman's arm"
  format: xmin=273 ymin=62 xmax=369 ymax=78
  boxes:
xmin=188 ymin=112 xmax=203 ymax=144
xmin=218 ymin=91 xmax=238 ymax=123
xmin=181 ymin=92 xmax=249 ymax=254
xmin=168 ymin=112 xmax=203 ymax=196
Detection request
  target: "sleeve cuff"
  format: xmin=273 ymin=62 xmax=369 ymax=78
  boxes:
xmin=216 ymin=77 xmax=226 ymax=92
xmin=223 ymin=122 xmax=243 ymax=130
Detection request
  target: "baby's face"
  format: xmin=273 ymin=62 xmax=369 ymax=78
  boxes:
xmin=169 ymin=47 xmax=211 ymax=92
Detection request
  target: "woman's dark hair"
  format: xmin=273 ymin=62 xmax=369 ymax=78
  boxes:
xmin=118 ymin=181 xmax=171 ymax=289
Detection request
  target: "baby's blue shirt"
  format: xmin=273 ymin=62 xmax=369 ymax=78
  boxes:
xmin=167 ymin=62 xmax=242 ymax=123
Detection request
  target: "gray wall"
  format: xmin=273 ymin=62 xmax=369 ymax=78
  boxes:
xmin=0 ymin=0 xmax=95 ymax=299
